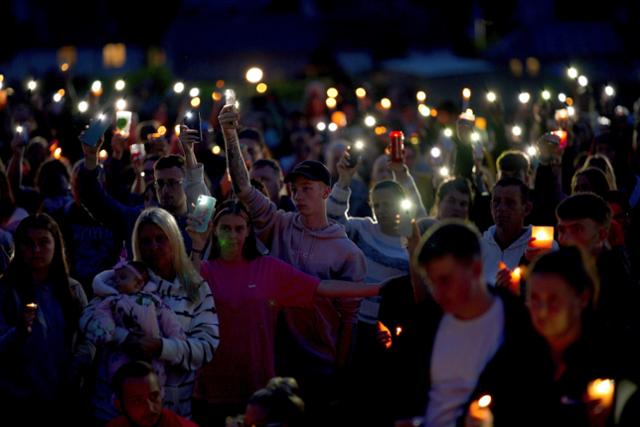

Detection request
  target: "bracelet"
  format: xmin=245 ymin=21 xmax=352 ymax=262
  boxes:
xmin=191 ymin=247 xmax=205 ymax=254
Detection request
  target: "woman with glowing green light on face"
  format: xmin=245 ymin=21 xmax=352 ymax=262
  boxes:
xmin=186 ymin=199 xmax=380 ymax=427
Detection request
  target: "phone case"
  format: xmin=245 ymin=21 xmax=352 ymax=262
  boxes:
xmin=183 ymin=110 xmax=203 ymax=142
xmin=80 ymin=115 xmax=112 ymax=147
xmin=192 ymin=195 xmax=217 ymax=233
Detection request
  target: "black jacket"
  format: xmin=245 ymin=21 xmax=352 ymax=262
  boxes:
xmin=388 ymin=287 xmax=557 ymax=427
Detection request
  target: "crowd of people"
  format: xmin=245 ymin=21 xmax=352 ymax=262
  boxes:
xmin=1 ymin=67 xmax=640 ymax=427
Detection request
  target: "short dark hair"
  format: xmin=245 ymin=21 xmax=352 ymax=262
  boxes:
xmin=371 ymin=180 xmax=406 ymax=200
xmin=111 ymin=361 xmax=156 ymax=400
xmin=253 ymin=159 xmax=282 ymax=175
xmin=436 ymin=177 xmax=474 ymax=206
xmin=238 ymin=127 xmax=265 ymax=148
xmin=248 ymin=377 xmax=305 ymax=427
xmin=127 ymin=260 xmax=150 ymax=283
xmin=556 ymin=192 xmax=612 ymax=227
xmin=529 ymin=246 xmax=600 ymax=311
xmin=493 ymin=177 xmax=530 ymax=203
xmin=154 ymin=155 xmax=185 ymax=173
xmin=496 ymin=150 xmax=530 ymax=176
xmin=415 ymin=220 xmax=481 ymax=267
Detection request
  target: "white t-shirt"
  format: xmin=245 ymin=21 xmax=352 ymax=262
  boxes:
xmin=425 ymin=297 xmax=505 ymax=427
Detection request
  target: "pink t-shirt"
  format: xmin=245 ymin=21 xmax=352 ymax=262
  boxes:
xmin=194 ymin=255 xmax=320 ymax=405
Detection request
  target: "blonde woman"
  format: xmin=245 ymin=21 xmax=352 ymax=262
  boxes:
xmin=81 ymin=207 xmax=219 ymax=423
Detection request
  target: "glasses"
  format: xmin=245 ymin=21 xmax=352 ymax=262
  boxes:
xmin=154 ymin=179 xmax=184 ymax=189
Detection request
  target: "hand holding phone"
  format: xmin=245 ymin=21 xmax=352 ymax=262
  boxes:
xmin=191 ymin=195 xmax=217 ymax=233
xmin=397 ymin=199 xmax=415 ymax=237
xmin=80 ymin=113 xmax=112 ymax=147
xmin=224 ymin=89 xmax=236 ymax=108
xmin=182 ymin=110 xmax=202 ymax=143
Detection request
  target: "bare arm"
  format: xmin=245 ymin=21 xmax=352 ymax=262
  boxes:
xmin=7 ymin=135 xmax=26 ymax=195
xmin=317 ymin=280 xmax=380 ymax=298
xmin=218 ymin=105 xmax=250 ymax=196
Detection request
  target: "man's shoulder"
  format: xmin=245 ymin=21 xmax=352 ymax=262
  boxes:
xmin=159 ymin=408 xmax=199 ymax=427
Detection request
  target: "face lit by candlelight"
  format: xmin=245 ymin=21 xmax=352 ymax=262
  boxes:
xmin=491 ymin=185 xmax=531 ymax=233
xmin=527 ymin=272 xmax=589 ymax=343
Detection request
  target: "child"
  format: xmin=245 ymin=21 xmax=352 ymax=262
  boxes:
xmin=85 ymin=260 xmax=186 ymax=384
xmin=109 ymin=361 xmax=198 ymax=427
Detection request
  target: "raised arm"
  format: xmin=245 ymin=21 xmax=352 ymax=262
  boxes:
xmin=178 ymin=125 xmax=211 ymax=211
xmin=327 ymin=152 xmax=358 ymax=228
xmin=218 ymin=105 xmax=251 ymax=197
xmin=7 ymin=133 xmax=28 ymax=195
xmin=389 ymin=160 xmax=428 ymax=219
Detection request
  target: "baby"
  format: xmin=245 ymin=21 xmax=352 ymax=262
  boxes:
xmin=86 ymin=260 xmax=186 ymax=384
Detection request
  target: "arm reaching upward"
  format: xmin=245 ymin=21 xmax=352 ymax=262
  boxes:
xmin=218 ymin=105 xmax=250 ymax=196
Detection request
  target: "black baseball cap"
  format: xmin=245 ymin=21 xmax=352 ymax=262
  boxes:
xmin=284 ymin=160 xmax=331 ymax=186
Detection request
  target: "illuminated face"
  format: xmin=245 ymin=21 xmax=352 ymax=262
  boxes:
xmin=215 ymin=213 xmax=250 ymax=260
xmin=371 ymin=188 xmax=403 ymax=233
xmin=557 ymin=218 xmax=606 ymax=255
xmin=290 ymin=176 xmax=329 ymax=217
xmin=19 ymin=229 xmax=56 ymax=270
xmin=437 ymin=190 xmax=470 ymax=220
xmin=527 ymin=273 xmax=586 ymax=342
xmin=154 ymin=166 xmax=186 ymax=214
xmin=114 ymin=266 xmax=144 ymax=294
xmin=491 ymin=185 xmax=529 ymax=231
xmin=421 ymin=255 xmax=482 ymax=316
xmin=118 ymin=374 xmax=163 ymax=427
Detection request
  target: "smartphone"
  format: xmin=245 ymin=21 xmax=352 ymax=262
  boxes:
xmin=115 ymin=110 xmax=133 ymax=137
xmin=14 ymin=125 xmax=29 ymax=146
xmin=398 ymin=199 xmax=414 ymax=237
xmin=225 ymin=89 xmax=236 ymax=107
xmin=192 ymin=195 xmax=217 ymax=233
xmin=80 ymin=113 xmax=112 ymax=147
xmin=183 ymin=110 xmax=202 ymax=142
xmin=346 ymin=146 xmax=360 ymax=168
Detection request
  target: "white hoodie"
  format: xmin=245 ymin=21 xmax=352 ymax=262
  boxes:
xmin=481 ymin=225 xmax=558 ymax=285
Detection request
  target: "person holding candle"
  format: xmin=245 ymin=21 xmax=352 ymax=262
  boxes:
xmin=392 ymin=220 xmax=556 ymax=427
xmin=0 ymin=213 xmax=92 ymax=426
xmin=481 ymin=177 xmax=558 ymax=286
xmin=526 ymin=246 xmax=640 ymax=426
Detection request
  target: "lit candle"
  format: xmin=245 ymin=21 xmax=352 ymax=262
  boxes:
xmin=587 ymin=379 xmax=615 ymax=412
xmin=25 ymin=302 xmax=38 ymax=333
xmin=530 ymin=226 xmax=554 ymax=249
xmin=468 ymin=394 xmax=493 ymax=425
xmin=395 ymin=326 xmax=403 ymax=336
xmin=510 ymin=267 xmax=522 ymax=295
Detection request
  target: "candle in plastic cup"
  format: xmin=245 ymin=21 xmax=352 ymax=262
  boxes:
xmin=587 ymin=379 xmax=615 ymax=410
xmin=468 ymin=394 xmax=492 ymax=423
xmin=116 ymin=111 xmax=132 ymax=137
xmin=530 ymin=226 xmax=554 ymax=249
xmin=510 ymin=267 xmax=522 ymax=295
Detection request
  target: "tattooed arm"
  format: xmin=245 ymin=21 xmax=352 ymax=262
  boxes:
xmin=218 ymin=105 xmax=251 ymax=197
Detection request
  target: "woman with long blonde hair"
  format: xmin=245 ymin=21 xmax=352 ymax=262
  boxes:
xmin=81 ymin=207 xmax=219 ymax=423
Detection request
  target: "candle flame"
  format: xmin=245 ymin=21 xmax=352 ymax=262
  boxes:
xmin=395 ymin=326 xmax=403 ymax=336
xmin=478 ymin=395 xmax=492 ymax=408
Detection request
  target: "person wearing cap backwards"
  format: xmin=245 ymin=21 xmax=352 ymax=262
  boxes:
xmin=219 ymin=104 xmax=366 ymax=424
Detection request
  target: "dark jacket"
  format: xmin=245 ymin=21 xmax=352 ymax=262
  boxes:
xmin=389 ymin=288 xmax=557 ymax=427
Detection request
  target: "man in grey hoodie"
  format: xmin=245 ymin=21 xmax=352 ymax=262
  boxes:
xmin=218 ymin=104 xmax=367 ymax=417
xmin=481 ymin=177 xmax=558 ymax=285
